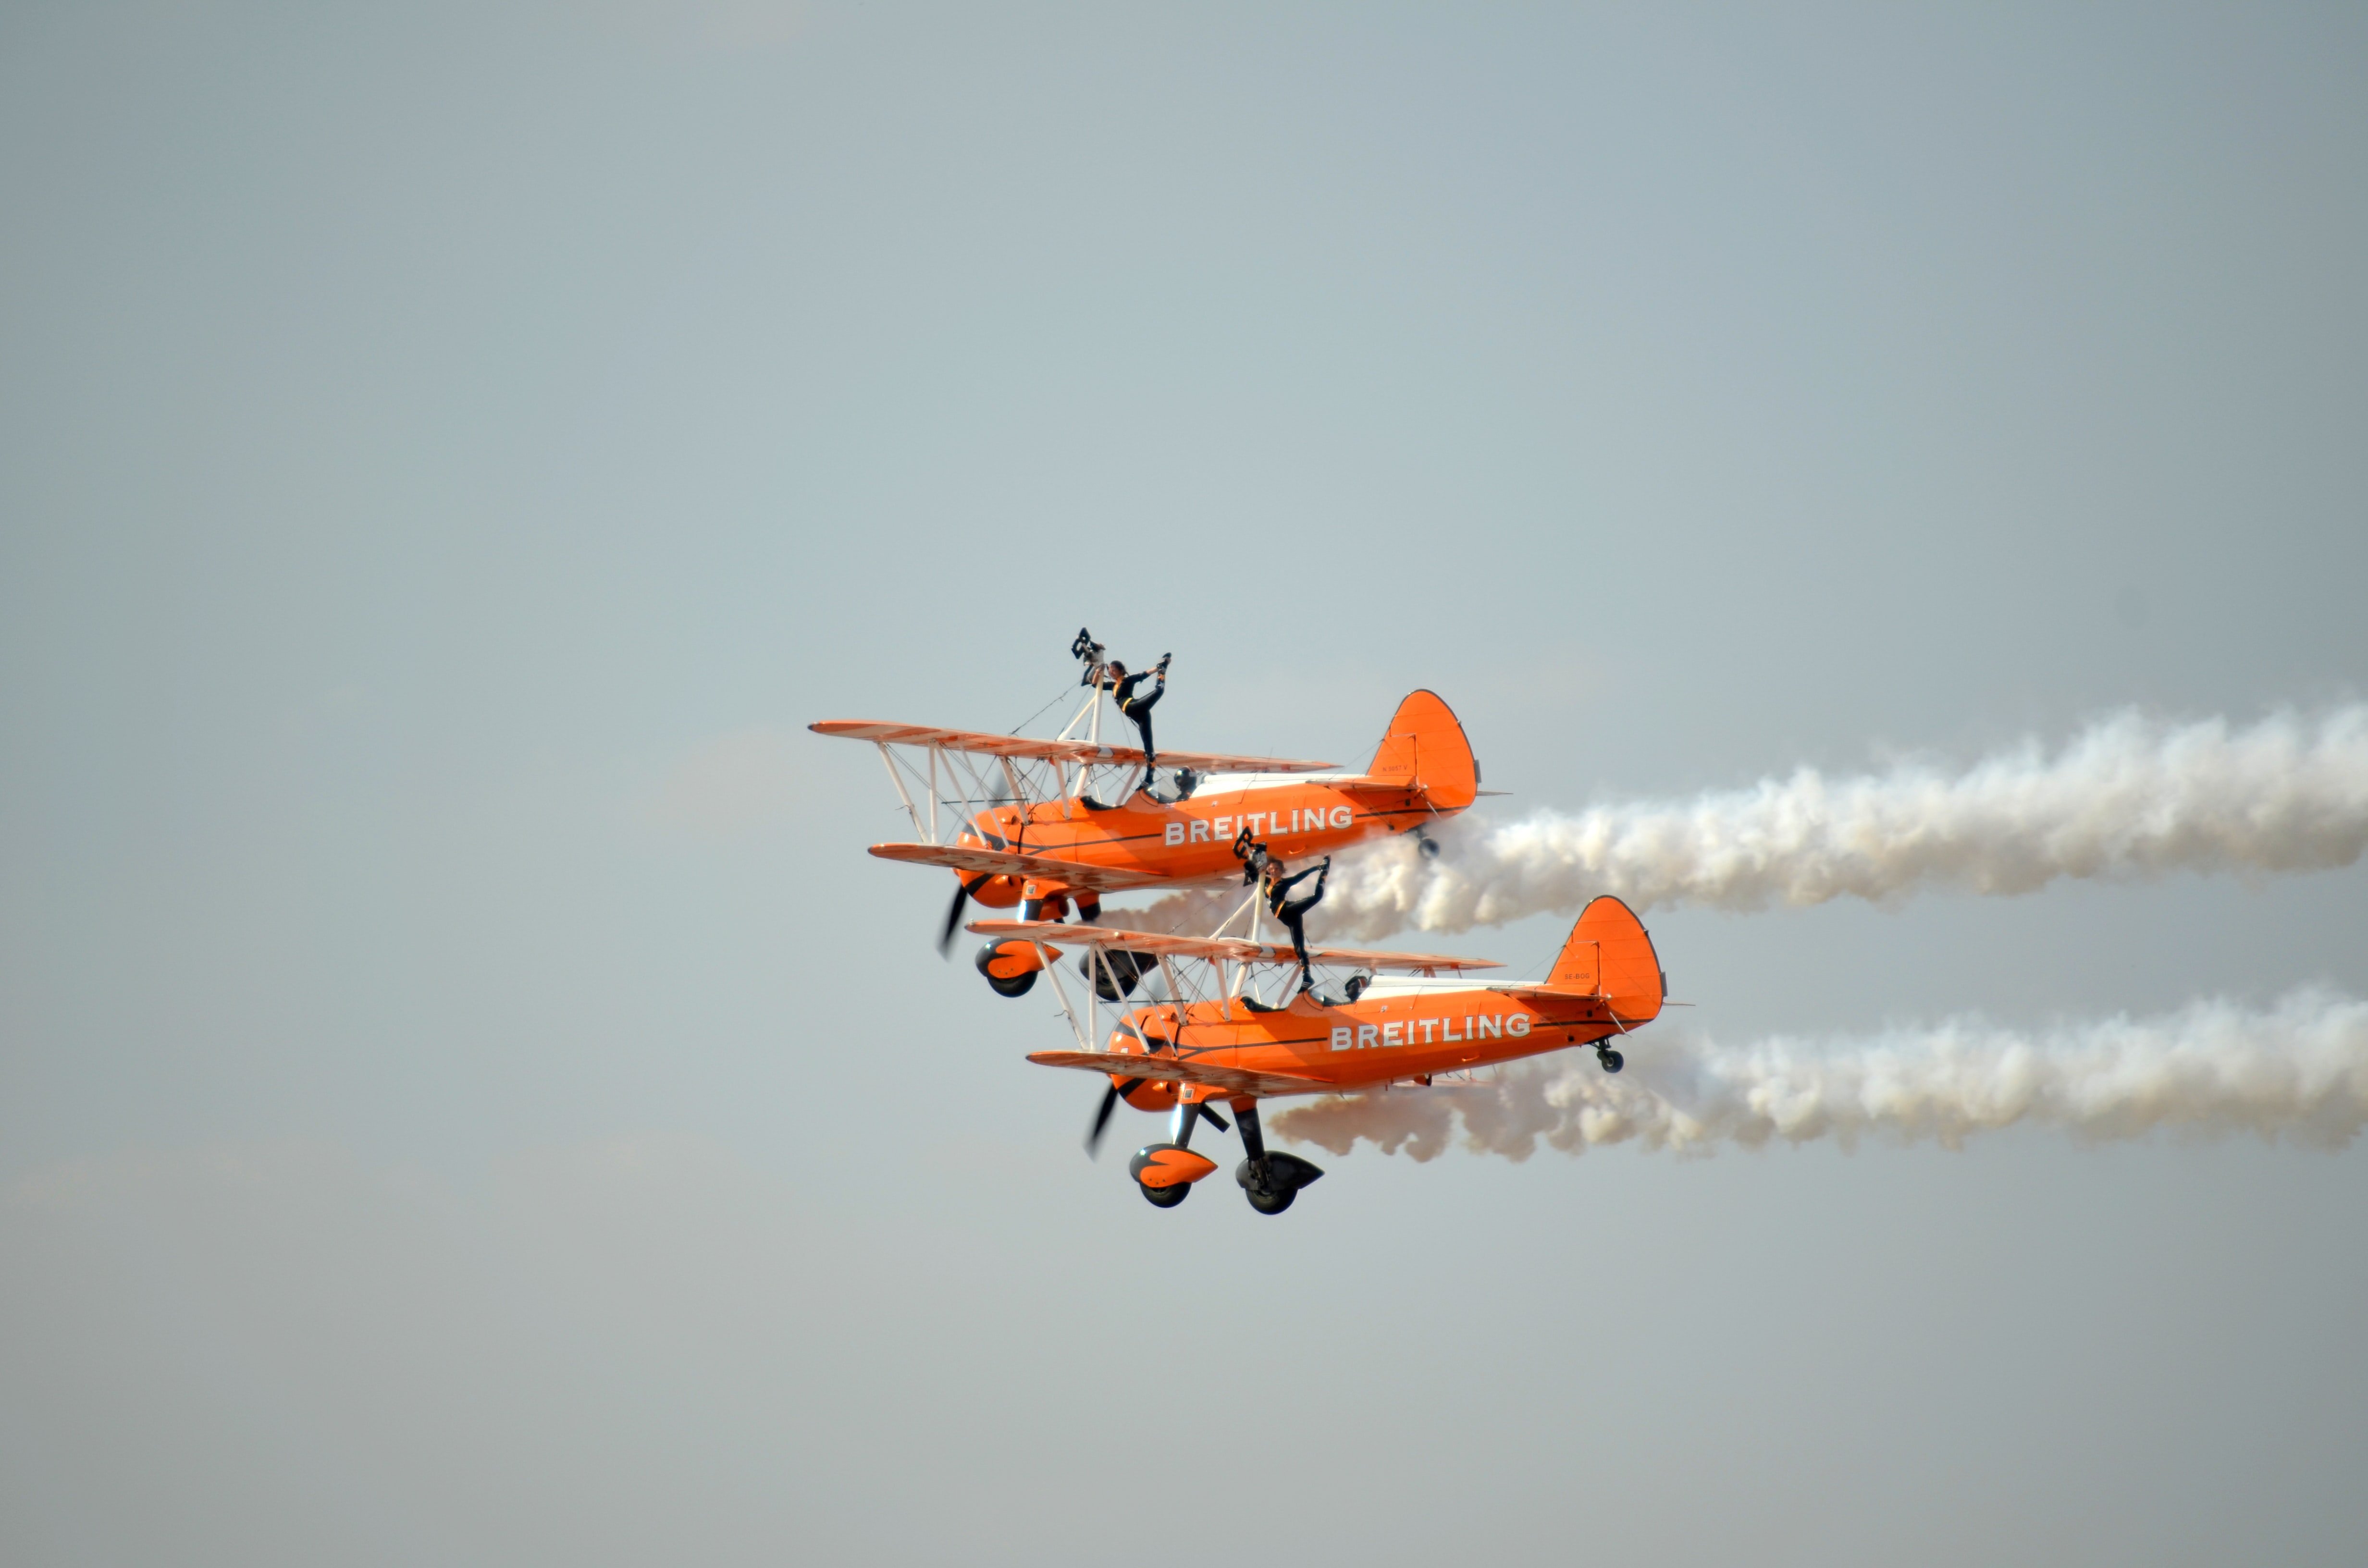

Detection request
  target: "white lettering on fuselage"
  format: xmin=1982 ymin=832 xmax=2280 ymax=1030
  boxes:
xmin=1165 ymin=803 xmax=1353 ymax=852
xmin=1329 ymin=1012 xmax=1532 ymax=1050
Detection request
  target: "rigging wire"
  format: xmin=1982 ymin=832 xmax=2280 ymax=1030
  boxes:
xmin=1005 ymin=682 xmax=1075 ymax=737
xmin=1515 ymin=931 xmax=1565 ymax=982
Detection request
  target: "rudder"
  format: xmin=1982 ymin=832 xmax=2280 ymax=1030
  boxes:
xmin=1364 ymin=691 xmax=1479 ymax=812
xmin=1546 ymin=896 xmax=1664 ymax=1023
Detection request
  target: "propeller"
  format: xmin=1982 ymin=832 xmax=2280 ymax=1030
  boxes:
xmin=935 ymin=776 xmax=1022 ymax=957
xmin=1088 ymin=1018 xmax=1167 ymax=1156
xmin=937 ymin=873 xmax=993 ymax=956
xmin=1086 ymin=1078 xmax=1144 ymax=1155
xmin=1084 ymin=1061 xmax=1228 ymax=1157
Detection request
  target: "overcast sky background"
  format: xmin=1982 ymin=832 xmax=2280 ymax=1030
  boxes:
xmin=4 ymin=4 xmax=2366 ymax=1564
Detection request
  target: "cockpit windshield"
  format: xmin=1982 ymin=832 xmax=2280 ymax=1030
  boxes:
xmin=1143 ymin=766 xmax=1202 ymax=805
xmin=1306 ymin=971 xmax=1372 ymax=1008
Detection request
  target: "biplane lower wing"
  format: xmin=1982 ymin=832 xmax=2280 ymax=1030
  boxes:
xmin=811 ymin=720 xmax=1335 ymax=777
xmin=968 ymin=919 xmax=1503 ymax=973
xmin=868 ymin=842 xmax=1178 ymax=894
xmin=1026 ymin=1051 xmax=1332 ymax=1099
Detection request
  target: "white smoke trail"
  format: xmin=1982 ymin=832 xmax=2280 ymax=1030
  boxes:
xmin=1267 ymin=988 xmax=2368 ymax=1161
xmin=1131 ymin=705 xmax=2367 ymax=944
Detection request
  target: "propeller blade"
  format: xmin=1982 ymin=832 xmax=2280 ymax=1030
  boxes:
xmin=937 ymin=875 xmax=990 ymax=957
xmin=1086 ymin=1078 xmax=1144 ymax=1156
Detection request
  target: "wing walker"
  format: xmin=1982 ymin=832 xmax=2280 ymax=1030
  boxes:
xmin=812 ymin=630 xmax=1666 ymax=1215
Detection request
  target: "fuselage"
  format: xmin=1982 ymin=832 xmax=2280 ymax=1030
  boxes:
xmin=958 ymin=774 xmax=1447 ymax=905
xmin=1103 ymin=980 xmax=1634 ymax=1100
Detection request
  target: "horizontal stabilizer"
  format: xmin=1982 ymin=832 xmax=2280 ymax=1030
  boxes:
xmin=968 ymin=919 xmax=1502 ymax=973
xmin=1478 ymin=985 xmax=1650 ymax=1028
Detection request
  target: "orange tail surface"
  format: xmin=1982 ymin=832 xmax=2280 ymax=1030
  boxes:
xmin=1544 ymin=896 xmax=1665 ymax=1023
xmin=1364 ymin=690 xmax=1480 ymax=812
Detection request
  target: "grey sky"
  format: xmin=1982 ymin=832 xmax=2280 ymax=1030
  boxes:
xmin=3 ymin=4 xmax=2364 ymax=1564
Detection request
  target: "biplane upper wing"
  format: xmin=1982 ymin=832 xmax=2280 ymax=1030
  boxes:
xmin=867 ymin=843 xmax=1177 ymax=893
xmin=809 ymin=721 xmax=1336 ymax=776
xmin=1025 ymin=1050 xmax=1333 ymax=1099
xmin=968 ymin=919 xmax=1504 ymax=973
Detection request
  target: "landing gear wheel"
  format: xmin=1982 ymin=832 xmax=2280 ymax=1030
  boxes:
xmin=1235 ymin=1153 xmax=1322 ymax=1215
xmin=1083 ymin=950 xmax=1142 ymax=1002
xmin=976 ymin=940 xmax=1040 ymax=997
xmin=1138 ymin=1180 xmax=1189 ymax=1209
xmin=1597 ymin=1046 xmax=1625 ymax=1074
xmin=1245 ymin=1185 xmax=1296 ymax=1215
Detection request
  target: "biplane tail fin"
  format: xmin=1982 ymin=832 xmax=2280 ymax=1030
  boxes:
xmin=1542 ymin=896 xmax=1665 ymax=1023
xmin=1363 ymin=690 xmax=1480 ymax=812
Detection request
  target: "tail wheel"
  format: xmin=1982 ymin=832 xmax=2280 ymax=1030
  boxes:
xmin=1598 ymin=1046 xmax=1625 ymax=1073
xmin=1139 ymin=1180 xmax=1189 ymax=1209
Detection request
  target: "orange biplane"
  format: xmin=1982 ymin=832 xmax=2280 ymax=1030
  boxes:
xmin=969 ymin=894 xmax=1666 ymax=1213
xmin=812 ymin=671 xmax=1488 ymax=994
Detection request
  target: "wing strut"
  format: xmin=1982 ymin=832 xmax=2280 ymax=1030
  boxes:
xmin=1033 ymin=938 xmax=1093 ymax=1053
xmin=877 ymin=742 xmax=923 ymax=840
